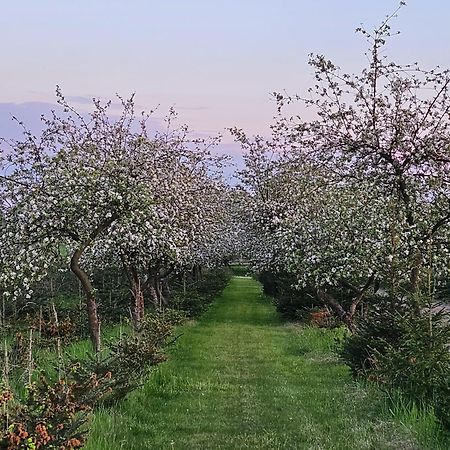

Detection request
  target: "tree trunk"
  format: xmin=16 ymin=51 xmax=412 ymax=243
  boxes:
xmin=68 ymin=215 xmax=117 ymax=354
xmin=146 ymin=274 xmax=160 ymax=309
xmin=155 ymin=276 xmax=168 ymax=309
xmin=124 ymin=263 xmax=145 ymax=331
xmin=159 ymin=267 xmax=174 ymax=305
xmin=161 ymin=278 xmax=171 ymax=302
xmin=192 ymin=264 xmax=201 ymax=283
xmin=315 ymin=288 xmax=357 ymax=333
xmin=130 ymin=276 xmax=145 ymax=330
xmin=70 ymin=248 xmax=101 ymax=354
xmin=410 ymin=251 xmax=422 ymax=294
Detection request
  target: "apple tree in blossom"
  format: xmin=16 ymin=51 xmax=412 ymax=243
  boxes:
xmin=234 ymin=8 xmax=450 ymax=330
xmin=0 ymin=91 xmax=227 ymax=351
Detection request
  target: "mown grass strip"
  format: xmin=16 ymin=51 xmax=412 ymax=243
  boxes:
xmin=86 ymin=277 xmax=420 ymax=449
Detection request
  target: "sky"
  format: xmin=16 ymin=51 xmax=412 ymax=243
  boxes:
xmin=1 ymin=0 xmax=450 ymax=165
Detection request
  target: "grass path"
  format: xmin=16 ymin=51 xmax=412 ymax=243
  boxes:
xmin=86 ymin=276 xmax=418 ymax=449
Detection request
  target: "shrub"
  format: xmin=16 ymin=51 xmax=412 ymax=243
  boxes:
xmin=229 ymin=265 xmax=250 ymax=276
xmin=258 ymin=271 xmax=318 ymax=319
xmin=375 ymin=307 xmax=450 ymax=399
xmin=339 ymin=299 xmax=406 ymax=377
xmin=435 ymin=384 xmax=450 ymax=430
xmin=196 ymin=268 xmax=232 ymax=296
xmin=0 ymin=371 xmax=111 ymax=449
xmin=340 ymin=298 xmax=450 ymax=429
xmin=71 ymin=310 xmax=184 ymax=405
xmin=374 ymin=306 xmax=450 ymax=429
xmin=172 ymin=267 xmax=231 ymax=317
xmin=172 ymin=290 xmax=206 ymax=317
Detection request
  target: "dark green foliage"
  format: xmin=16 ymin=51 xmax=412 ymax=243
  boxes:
xmin=229 ymin=264 xmax=250 ymax=276
xmin=258 ymin=271 xmax=318 ymax=319
xmin=375 ymin=306 xmax=450 ymax=429
xmin=339 ymin=299 xmax=406 ymax=377
xmin=95 ymin=287 xmax=129 ymax=325
xmin=258 ymin=270 xmax=282 ymax=297
xmin=340 ymin=298 xmax=450 ymax=430
xmin=375 ymin=307 xmax=450 ymax=399
xmin=435 ymin=385 xmax=450 ymax=430
xmin=172 ymin=290 xmax=205 ymax=317
xmin=196 ymin=267 xmax=232 ymax=296
xmin=172 ymin=268 xmax=232 ymax=317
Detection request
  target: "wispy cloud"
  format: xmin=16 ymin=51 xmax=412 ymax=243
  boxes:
xmin=65 ymin=95 xmax=93 ymax=105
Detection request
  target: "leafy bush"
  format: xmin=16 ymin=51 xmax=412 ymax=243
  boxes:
xmin=375 ymin=308 xmax=450 ymax=399
xmin=172 ymin=290 xmax=206 ymax=317
xmin=0 ymin=371 xmax=111 ymax=449
xmin=339 ymin=299 xmax=406 ymax=377
xmin=375 ymin=306 xmax=450 ymax=429
xmin=340 ymin=299 xmax=450 ymax=429
xmin=258 ymin=271 xmax=318 ymax=319
xmin=195 ymin=268 xmax=232 ymax=296
xmin=71 ymin=310 xmax=184 ymax=405
xmin=229 ymin=265 xmax=250 ymax=276
xmin=0 ymin=308 xmax=185 ymax=449
xmin=435 ymin=385 xmax=450 ymax=430
xmin=172 ymin=268 xmax=231 ymax=317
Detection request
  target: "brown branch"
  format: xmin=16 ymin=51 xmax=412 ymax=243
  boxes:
xmin=349 ymin=273 xmax=376 ymax=317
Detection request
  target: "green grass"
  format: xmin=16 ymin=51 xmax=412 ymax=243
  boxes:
xmin=383 ymin=391 xmax=450 ymax=450
xmin=85 ymin=277 xmax=420 ymax=449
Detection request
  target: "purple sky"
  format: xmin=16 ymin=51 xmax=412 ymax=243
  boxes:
xmin=1 ymin=0 xmax=450 ymax=167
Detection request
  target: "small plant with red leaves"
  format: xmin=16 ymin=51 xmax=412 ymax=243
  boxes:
xmin=0 ymin=369 xmax=111 ymax=449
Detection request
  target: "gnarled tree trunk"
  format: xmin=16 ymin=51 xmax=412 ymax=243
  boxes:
xmin=143 ymin=265 xmax=174 ymax=310
xmin=70 ymin=248 xmax=101 ymax=354
xmin=68 ymin=215 xmax=117 ymax=354
xmin=314 ymin=273 xmax=376 ymax=333
xmin=130 ymin=276 xmax=145 ymax=330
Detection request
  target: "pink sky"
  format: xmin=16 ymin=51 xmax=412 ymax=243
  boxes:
xmin=1 ymin=0 xmax=450 ymax=155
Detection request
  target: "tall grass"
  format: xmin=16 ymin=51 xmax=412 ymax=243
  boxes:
xmin=384 ymin=390 xmax=450 ymax=450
